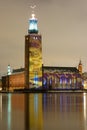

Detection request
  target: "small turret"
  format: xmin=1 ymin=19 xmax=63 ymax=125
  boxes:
xmin=78 ymin=60 xmax=82 ymax=74
xmin=7 ymin=65 xmax=12 ymax=75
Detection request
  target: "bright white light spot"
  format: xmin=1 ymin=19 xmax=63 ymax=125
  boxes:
xmin=32 ymin=13 xmax=35 ymax=19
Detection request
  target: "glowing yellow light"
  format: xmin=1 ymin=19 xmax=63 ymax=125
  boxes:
xmin=84 ymin=81 xmax=87 ymax=89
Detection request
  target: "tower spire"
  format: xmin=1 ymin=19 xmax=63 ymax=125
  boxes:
xmin=78 ymin=59 xmax=82 ymax=74
xmin=28 ymin=5 xmax=38 ymax=34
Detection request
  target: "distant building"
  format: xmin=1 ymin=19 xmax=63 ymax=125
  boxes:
xmin=1 ymin=11 xmax=83 ymax=91
xmin=1 ymin=65 xmax=83 ymax=91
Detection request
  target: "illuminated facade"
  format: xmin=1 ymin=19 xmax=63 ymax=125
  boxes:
xmin=25 ymin=12 xmax=42 ymax=88
xmin=2 ymin=68 xmax=25 ymax=91
xmin=1 ymin=65 xmax=83 ymax=91
xmin=43 ymin=66 xmax=83 ymax=89
xmin=1 ymin=12 xmax=83 ymax=91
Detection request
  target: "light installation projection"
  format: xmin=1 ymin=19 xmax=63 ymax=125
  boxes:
xmin=43 ymin=66 xmax=83 ymax=89
xmin=25 ymin=11 xmax=42 ymax=88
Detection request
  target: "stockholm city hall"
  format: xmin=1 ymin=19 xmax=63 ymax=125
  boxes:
xmin=2 ymin=11 xmax=83 ymax=91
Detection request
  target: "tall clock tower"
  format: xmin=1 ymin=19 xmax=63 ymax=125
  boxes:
xmin=25 ymin=12 xmax=42 ymax=88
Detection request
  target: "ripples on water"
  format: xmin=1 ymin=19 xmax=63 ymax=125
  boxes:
xmin=0 ymin=92 xmax=87 ymax=130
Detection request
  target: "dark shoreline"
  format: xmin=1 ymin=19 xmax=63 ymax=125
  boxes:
xmin=0 ymin=88 xmax=87 ymax=94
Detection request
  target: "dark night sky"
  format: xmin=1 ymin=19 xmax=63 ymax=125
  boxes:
xmin=0 ymin=0 xmax=87 ymax=75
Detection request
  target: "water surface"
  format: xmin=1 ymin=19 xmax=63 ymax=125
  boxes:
xmin=0 ymin=92 xmax=87 ymax=130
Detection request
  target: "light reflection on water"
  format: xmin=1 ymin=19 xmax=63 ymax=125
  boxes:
xmin=0 ymin=94 xmax=2 ymax=120
xmin=0 ymin=93 xmax=87 ymax=130
xmin=83 ymin=93 xmax=87 ymax=130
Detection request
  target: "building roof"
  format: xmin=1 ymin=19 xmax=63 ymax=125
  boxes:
xmin=11 ymin=66 xmax=79 ymax=74
xmin=43 ymin=66 xmax=79 ymax=73
xmin=12 ymin=68 xmax=25 ymax=73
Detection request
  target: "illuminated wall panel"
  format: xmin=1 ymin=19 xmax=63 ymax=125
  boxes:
xmin=25 ymin=34 xmax=42 ymax=88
